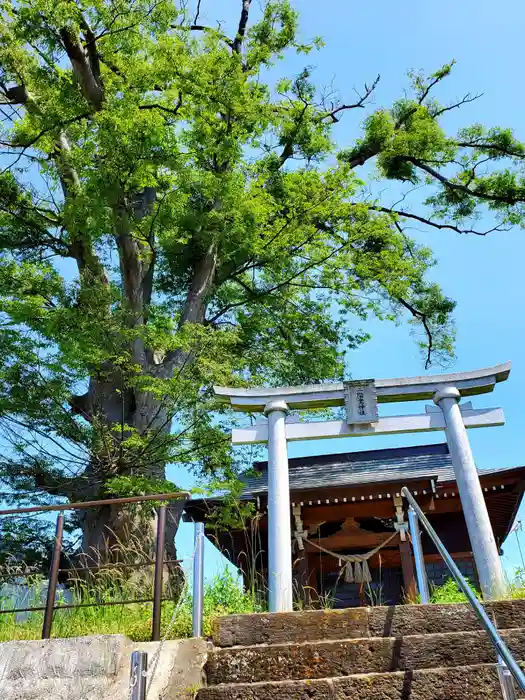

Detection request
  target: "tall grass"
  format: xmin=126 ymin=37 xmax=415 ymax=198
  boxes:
xmin=0 ymin=569 xmax=260 ymax=642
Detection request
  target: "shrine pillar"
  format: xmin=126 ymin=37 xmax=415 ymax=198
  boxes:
xmin=265 ymin=399 xmax=293 ymax=611
xmin=433 ymin=387 xmax=506 ymax=599
xmin=394 ymin=495 xmax=417 ymax=602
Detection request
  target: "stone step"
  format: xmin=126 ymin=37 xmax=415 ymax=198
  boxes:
xmin=205 ymin=627 xmax=525 ymax=685
xmin=197 ymin=663 xmax=518 ymax=700
xmin=213 ymin=599 xmax=525 ymax=647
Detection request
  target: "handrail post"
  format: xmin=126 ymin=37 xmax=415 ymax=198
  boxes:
xmin=130 ymin=650 xmax=147 ymax=700
xmin=192 ymin=521 xmax=204 ymax=637
xmin=42 ymin=513 xmax=64 ymax=639
xmin=498 ymin=656 xmax=518 ymax=700
xmin=152 ymin=504 xmax=167 ymax=642
xmin=401 ymin=487 xmax=525 ymax=695
xmin=408 ymin=506 xmax=430 ymax=603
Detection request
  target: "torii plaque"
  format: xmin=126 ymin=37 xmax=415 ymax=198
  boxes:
xmin=344 ymin=379 xmax=378 ymax=424
xmin=214 ymin=362 xmax=511 ymax=612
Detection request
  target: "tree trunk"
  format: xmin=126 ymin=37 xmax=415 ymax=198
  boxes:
xmin=72 ymin=369 xmax=186 ymax=601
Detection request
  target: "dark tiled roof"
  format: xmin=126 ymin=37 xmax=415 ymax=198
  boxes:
xmin=241 ymin=443 xmax=515 ymax=497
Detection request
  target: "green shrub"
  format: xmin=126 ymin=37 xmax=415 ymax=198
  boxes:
xmin=0 ymin=569 xmax=261 ymax=642
xmin=429 ymin=577 xmax=481 ymax=604
xmin=428 ymin=574 xmax=525 ymax=604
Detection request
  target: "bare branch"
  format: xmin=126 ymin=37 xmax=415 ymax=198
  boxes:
xmin=456 ymin=140 xmax=525 ymax=159
xmin=429 ymin=92 xmax=482 ymax=118
xmin=209 ymin=241 xmax=348 ymax=324
xmin=406 ymin=157 xmax=525 ymax=205
xmin=369 ymin=204 xmax=509 ymax=236
xmin=396 ymin=296 xmax=434 ymax=369
xmin=321 ymin=75 xmax=380 ymax=123
xmin=193 ymin=0 xmax=203 ymax=25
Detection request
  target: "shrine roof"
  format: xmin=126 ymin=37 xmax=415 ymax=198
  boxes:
xmin=241 ymin=443 xmax=522 ymax=497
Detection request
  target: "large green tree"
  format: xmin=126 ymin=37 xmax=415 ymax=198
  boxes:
xmin=0 ymin=0 xmax=523 ymax=572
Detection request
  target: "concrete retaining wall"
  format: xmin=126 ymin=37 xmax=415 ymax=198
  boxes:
xmin=0 ymin=634 xmax=208 ymax=700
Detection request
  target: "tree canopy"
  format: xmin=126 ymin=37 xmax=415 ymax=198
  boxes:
xmin=0 ymin=0 xmax=524 ymax=557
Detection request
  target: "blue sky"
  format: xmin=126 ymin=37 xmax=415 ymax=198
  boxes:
xmin=173 ymin=0 xmax=525 ymax=580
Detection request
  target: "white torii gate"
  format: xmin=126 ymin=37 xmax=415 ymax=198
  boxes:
xmin=214 ymin=362 xmax=511 ymax=611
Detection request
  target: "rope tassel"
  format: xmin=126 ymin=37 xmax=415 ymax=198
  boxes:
xmin=353 ymin=561 xmax=363 ymax=582
xmin=344 ymin=561 xmax=354 ymax=583
xmin=361 ymin=559 xmax=372 ymax=583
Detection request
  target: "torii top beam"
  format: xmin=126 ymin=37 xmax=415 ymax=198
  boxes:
xmin=213 ymin=362 xmax=511 ymax=412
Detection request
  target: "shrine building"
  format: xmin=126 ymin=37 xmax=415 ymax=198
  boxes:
xmin=185 ymin=443 xmax=525 ymax=607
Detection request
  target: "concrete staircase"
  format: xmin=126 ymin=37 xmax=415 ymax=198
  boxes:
xmin=197 ymin=600 xmax=525 ymax=699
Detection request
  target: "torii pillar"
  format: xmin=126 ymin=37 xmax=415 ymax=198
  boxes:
xmin=265 ymin=399 xmax=294 ymax=611
xmin=215 ymin=362 xmax=511 ymax=610
xmin=434 ymin=387 xmax=506 ymax=598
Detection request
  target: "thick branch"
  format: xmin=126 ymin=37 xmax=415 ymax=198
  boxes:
xmin=140 ymin=194 xmax=166 ymax=311
xmin=174 ymin=24 xmax=234 ymax=49
xmin=59 ymin=27 xmax=104 ymax=110
xmin=180 ymin=242 xmax=218 ymax=326
xmin=114 ymin=200 xmax=144 ymax=323
xmin=139 ymin=93 xmax=182 ymax=116
xmin=189 ymin=24 xmax=234 ymax=48
xmin=232 ymin=0 xmax=252 ymax=53
xmin=161 ymin=240 xmax=219 ymax=371
xmin=345 ymin=144 xmax=382 ymax=169
xmin=79 ymin=17 xmax=103 ymax=87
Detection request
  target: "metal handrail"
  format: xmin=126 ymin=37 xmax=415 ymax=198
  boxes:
xmin=0 ymin=491 xmax=191 ymax=515
xmin=0 ymin=491 xmax=191 ymax=640
xmin=401 ymin=486 xmax=525 ymax=695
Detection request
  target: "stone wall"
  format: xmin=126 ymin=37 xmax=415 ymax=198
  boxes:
xmin=0 ymin=634 xmax=208 ymax=700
